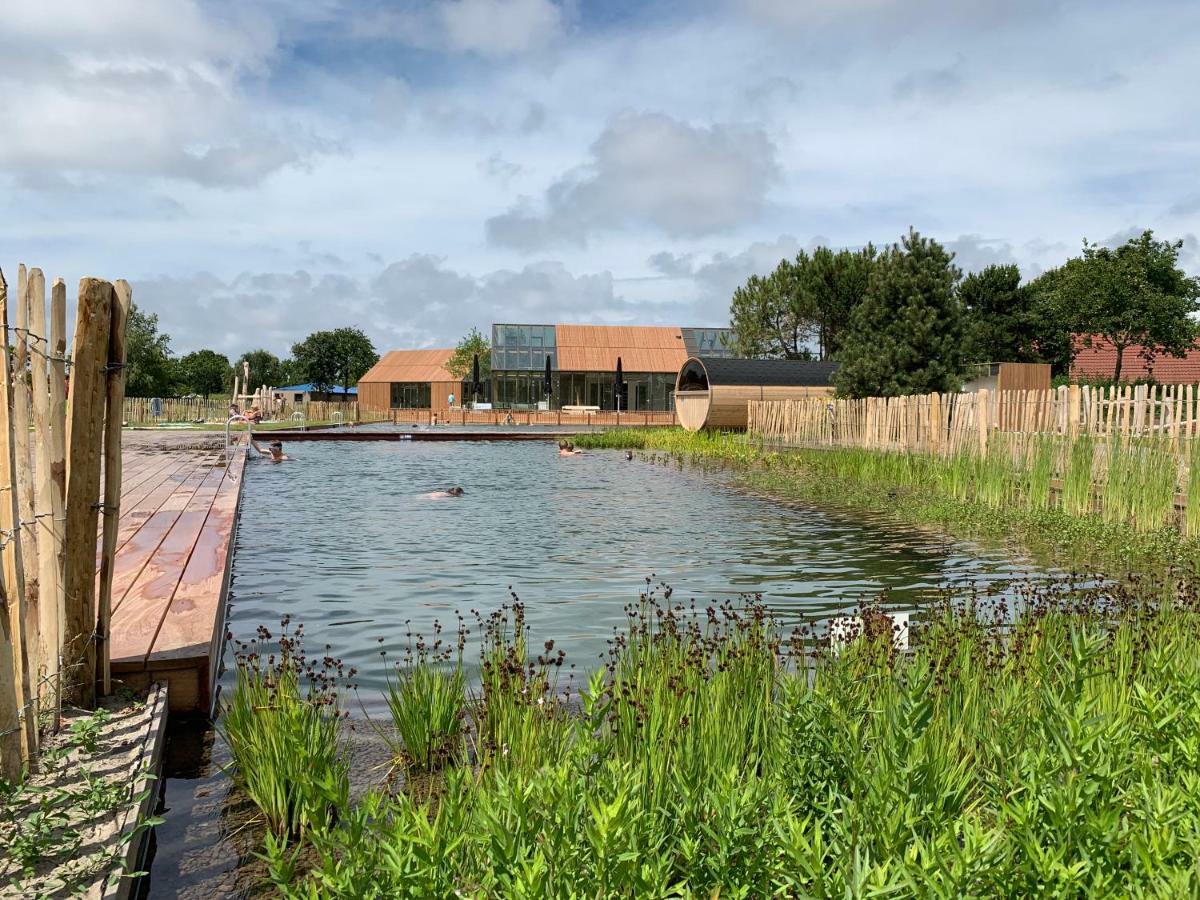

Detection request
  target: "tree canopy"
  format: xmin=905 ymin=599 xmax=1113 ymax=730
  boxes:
xmin=178 ymin=349 xmax=231 ymax=399
xmin=833 ymin=229 xmax=964 ymax=397
xmin=291 ymin=327 xmax=379 ymax=394
xmin=959 ymin=264 xmax=1041 ymax=365
xmin=445 ymin=327 xmax=491 ymax=382
xmin=236 ymin=348 xmax=287 ymax=389
xmin=729 ymin=246 xmax=875 ymax=359
xmin=125 ymin=305 xmax=176 ymax=397
xmin=1049 ymin=230 xmax=1200 ymax=382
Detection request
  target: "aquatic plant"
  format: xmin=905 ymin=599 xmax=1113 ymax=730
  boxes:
xmin=384 ymin=618 xmax=467 ymax=773
xmin=219 ymin=618 xmax=350 ymax=841
xmin=256 ymin=573 xmax=1200 ymax=897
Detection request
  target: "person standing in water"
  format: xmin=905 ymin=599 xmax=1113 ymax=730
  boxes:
xmin=251 ymin=439 xmax=290 ymax=462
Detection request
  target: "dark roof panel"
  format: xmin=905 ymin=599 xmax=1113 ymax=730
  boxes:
xmin=691 ymin=356 xmax=839 ymax=387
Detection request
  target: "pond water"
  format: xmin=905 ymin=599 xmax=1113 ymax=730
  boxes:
xmin=143 ymin=439 xmax=1059 ymax=897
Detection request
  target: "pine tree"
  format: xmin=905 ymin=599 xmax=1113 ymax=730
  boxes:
xmin=833 ymin=228 xmax=963 ymax=397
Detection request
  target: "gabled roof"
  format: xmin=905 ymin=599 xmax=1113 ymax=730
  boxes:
xmin=1070 ymin=335 xmax=1200 ymax=383
xmin=555 ymin=324 xmax=689 ymax=373
xmin=359 ymin=348 xmax=458 ymax=383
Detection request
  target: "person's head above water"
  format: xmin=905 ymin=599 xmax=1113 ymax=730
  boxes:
xmin=447 ymin=486 xmax=464 ymax=496
xmin=625 ymin=450 xmax=633 ymax=460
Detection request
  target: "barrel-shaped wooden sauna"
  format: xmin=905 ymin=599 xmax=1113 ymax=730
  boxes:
xmin=675 ymin=357 xmax=838 ymax=431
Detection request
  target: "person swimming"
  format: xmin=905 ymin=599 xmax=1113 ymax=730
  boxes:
xmin=423 ymin=486 xmax=465 ymax=498
xmin=251 ymin=438 xmax=290 ymax=462
xmin=625 ymin=450 xmax=633 ymax=461
xmin=558 ymin=440 xmax=573 ymax=457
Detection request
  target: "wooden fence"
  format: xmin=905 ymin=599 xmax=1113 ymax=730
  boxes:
xmin=0 ymin=266 xmax=130 ymax=781
xmin=122 ymin=397 xmax=380 ymax=425
xmin=749 ymin=383 xmax=1200 ymax=455
xmin=384 ymin=408 xmax=679 ymax=428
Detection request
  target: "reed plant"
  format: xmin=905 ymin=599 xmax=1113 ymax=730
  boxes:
xmin=219 ymin=618 xmax=350 ymax=841
xmin=258 ymin=574 xmax=1200 ymax=897
xmin=1061 ymin=433 xmax=1096 ymax=516
xmin=383 ymin=617 xmax=467 ymax=773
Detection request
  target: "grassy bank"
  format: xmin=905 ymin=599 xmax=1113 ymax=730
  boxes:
xmin=574 ymin=429 xmax=1200 ymax=575
xmin=227 ymin=578 xmax=1200 ymax=897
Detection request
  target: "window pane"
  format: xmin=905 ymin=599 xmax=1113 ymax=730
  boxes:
xmin=505 ymin=326 xmax=520 ymax=346
xmin=494 ymin=325 xmax=505 ymax=347
xmin=544 ymin=326 xmax=556 ymax=347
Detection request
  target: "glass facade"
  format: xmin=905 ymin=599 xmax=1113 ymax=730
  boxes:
xmin=682 ymin=327 xmax=736 ymax=358
xmin=390 ymin=382 xmax=431 ymax=408
xmin=488 ymin=322 xmax=725 ymax=411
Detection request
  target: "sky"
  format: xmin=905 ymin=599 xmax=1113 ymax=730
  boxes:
xmin=1 ymin=0 xmax=1198 ymax=358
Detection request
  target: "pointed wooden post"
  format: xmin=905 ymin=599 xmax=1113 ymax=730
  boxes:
xmin=0 ymin=269 xmax=36 ymax=764
xmin=14 ymin=270 xmax=40 ymax=692
xmin=46 ymin=279 xmax=67 ymax=722
xmin=0 ymin=268 xmax=25 ymax=780
xmin=97 ymin=281 xmax=131 ymax=696
xmin=62 ymin=278 xmax=113 ymax=709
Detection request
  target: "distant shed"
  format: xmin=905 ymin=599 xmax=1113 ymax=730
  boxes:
xmin=675 ymin=356 xmax=838 ymax=431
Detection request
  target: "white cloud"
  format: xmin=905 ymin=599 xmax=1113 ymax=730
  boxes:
xmin=487 ymin=112 xmax=779 ymax=250
xmin=440 ymin=0 xmax=566 ymax=57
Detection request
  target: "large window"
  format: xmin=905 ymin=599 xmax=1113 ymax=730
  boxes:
xmin=492 ymin=324 xmax=556 ymax=371
xmin=390 ymin=382 xmax=431 ymax=408
xmin=682 ymin=327 xmax=736 ymax=358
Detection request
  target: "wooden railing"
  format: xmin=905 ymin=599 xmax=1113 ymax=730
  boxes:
xmin=749 ymin=384 xmax=1200 ymax=456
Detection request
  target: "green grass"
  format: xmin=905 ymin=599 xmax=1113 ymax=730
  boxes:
xmin=574 ymin=428 xmax=1200 ymax=575
xmin=249 ymin=579 xmax=1200 ymax=898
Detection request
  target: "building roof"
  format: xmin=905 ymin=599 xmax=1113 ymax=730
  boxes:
xmin=359 ymin=348 xmax=458 ymax=384
xmin=275 ymin=383 xmax=358 ymax=395
xmin=1070 ymin=335 xmax=1200 ymax=383
xmin=555 ymin=324 xmax=689 ymax=373
xmin=682 ymin=356 xmax=839 ymax=387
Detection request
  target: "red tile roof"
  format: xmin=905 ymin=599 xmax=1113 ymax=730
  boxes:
xmin=1070 ymin=334 xmax=1200 ymax=383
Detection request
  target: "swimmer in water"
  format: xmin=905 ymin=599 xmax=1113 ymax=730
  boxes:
xmin=423 ymin=486 xmax=465 ymax=498
xmin=566 ymin=441 xmax=583 ymax=455
xmin=625 ymin=450 xmax=633 ymax=461
xmin=251 ymin=439 xmax=290 ymax=462
xmin=558 ymin=440 xmax=573 ymax=457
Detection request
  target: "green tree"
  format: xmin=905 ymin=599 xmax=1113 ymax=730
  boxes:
xmin=236 ymin=349 xmax=286 ymax=389
xmin=292 ymin=327 xmax=378 ymax=394
xmin=179 ymin=349 xmax=232 ymax=399
xmin=729 ymin=246 xmax=875 ymax=359
xmin=833 ymin=228 xmax=964 ymax=397
xmin=1052 ymin=230 xmax=1199 ymax=383
xmin=729 ymin=265 xmax=816 ymax=359
xmin=124 ymin=304 xmax=176 ymax=397
xmin=445 ymin=327 xmax=492 ymax=382
xmin=809 ymin=244 xmax=876 ymax=359
xmin=959 ymin=264 xmax=1040 ymax=364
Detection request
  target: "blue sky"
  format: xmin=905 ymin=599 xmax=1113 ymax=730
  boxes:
xmin=1 ymin=0 xmax=1197 ymax=357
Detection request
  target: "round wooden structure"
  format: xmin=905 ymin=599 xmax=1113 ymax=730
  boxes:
xmin=674 ymin=357 xmax=838 ymax=431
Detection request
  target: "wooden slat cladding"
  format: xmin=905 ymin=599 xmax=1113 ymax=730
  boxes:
xmin=555 ymin=324 xmax=689 ymax=373
xmin=359 ymin=348 xmax=456 ymax=384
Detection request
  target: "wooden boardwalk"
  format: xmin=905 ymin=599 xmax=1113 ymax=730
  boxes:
xmin=106 ymin=439 xmax=246 ymax=712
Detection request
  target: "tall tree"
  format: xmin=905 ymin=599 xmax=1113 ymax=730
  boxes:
xmin=125 ymin=304 xmax=175 ymax=397
xmin=292 ymin=327 xmax=378 ymax=394
xmin=959 ymin=264 xmax=1040 ymax=364
xmin=809 ymin=244 xmax=876 ymax=359
xmin=445 ymin=327 xmax=491 ymax=381
xmin=1053 ymin=230 xmax=1200 ymax=382
xmin=236 ymin=348 xmax=286 ymax=389
xmin=178 ymin=349 xmax=231 ymax=399
xmin=729 ymin=265 xmax=816 ymax=359
xmin=833 ymin=228 xmax=964 ymax=397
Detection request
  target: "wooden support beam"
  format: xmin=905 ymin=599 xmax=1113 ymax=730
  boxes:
xmin=62 ymin=278 xmax=113 ymax=709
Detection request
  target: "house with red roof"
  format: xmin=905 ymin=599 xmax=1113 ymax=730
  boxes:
xmin=1070 ymin=334 xmax=1200 ymax=383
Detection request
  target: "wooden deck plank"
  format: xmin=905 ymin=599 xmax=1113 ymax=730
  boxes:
xmin=118 ymin=452 xmax=187 ymax=503
xmin=111 ymin=456 xmax=206 ymax=554
xmin=109 ymin=465 xmax=227 ymax=665
xmin=108 ymin=463 xmax=213 ymax=616
xmin=150 ymin=449 xmax=246 ymax=665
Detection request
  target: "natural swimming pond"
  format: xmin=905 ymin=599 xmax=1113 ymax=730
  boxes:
xmin=144 ymin=438 xmax=1062 ymax=897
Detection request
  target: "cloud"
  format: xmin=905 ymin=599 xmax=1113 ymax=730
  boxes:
xmin=487 ymin=112 xmax=780 ymax=250
xmin=647 ymin=251 xmax=696 ymax=278
xmin=942 ymin=234 xmax=1019 ymax=273
xmin=893 ymin=56 xmax=967 ymax=102
xmin=0 ymin=0 xmax=322 ymax=189
xmin=439 ymin=0 xmax=566 ymax=57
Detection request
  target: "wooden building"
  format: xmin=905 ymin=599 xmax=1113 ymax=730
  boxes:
xmin=357 ymin=349 xmax=465 ymax=412
xmin=675 ymin=356 xmax=838 ymax=431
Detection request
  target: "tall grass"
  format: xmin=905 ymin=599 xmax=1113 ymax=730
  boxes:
xmin=383 ymin=617 xmax=467 ymax=773
xmin=255 ymin=577 xmax=1200 ymax=897
xmin=219 ymin=618 xmax=350 ymax=841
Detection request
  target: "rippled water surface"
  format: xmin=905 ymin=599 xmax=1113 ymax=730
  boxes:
xmin=146 ymin=438 xmax=1056 ymax=898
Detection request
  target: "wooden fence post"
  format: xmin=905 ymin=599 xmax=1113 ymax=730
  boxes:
xmin=61 ymin=278 xmax=113 ymax=709
xmin=0 ymin=269 xmax=36 ymax=765
xmin=0 ymin=269 xmax=25 ymax=780
xmin=14 ymin=269 xmax=40 ymax=695
xmin=96 ymin=281 xmax=131 ymax=696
